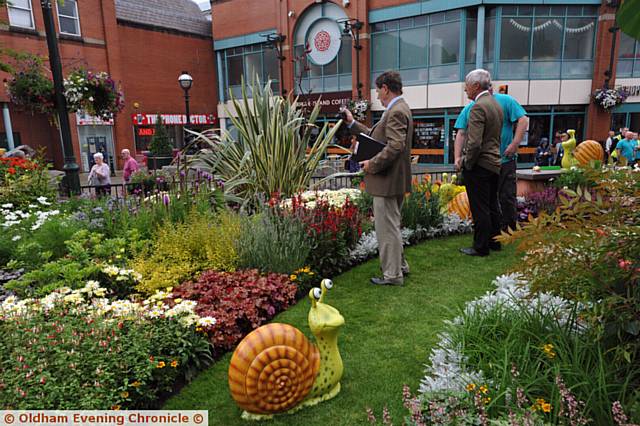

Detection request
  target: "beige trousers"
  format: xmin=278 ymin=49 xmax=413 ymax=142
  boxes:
xmin=373 ymin=195 xmax=409 ymax=281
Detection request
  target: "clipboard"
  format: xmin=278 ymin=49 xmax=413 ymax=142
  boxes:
xmin=351 ymin=133 xmax=386 ymax=162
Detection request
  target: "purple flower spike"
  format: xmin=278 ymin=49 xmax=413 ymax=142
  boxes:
xmin=163 ymin=194 xmax=170 ymax=206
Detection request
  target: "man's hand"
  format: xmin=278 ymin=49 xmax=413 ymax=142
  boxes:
xmin=504 ymin=142 xmax=519 ymax=158
xmin=342 ymin=108 xmax=354 ymax=125
xmin=359 ymin=159 xmax=370 ymax=173
xmin=455 ymin=157 xmax=463 ymax=172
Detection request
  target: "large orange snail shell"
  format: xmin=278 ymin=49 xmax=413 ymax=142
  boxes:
xmin=574 ymin=140 xmax=604 ymax=165
xmin=228 ymin=323 xmax=321 ymax=414
xmin=447 ymin=191 xmax=472 ymax=220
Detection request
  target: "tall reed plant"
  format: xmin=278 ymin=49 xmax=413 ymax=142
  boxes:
xmin=186 ymin=79 xmax=341 ymax=208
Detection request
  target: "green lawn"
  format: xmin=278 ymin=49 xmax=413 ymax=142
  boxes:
xmin=164 ymin=234 xmax=518 ymax=425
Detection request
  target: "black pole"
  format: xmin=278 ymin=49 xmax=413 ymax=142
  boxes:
xmin=604 ymin=25 xmax=619 ymax=90
xmin=354 ymin=24 xmax=362 ymax=100
xmin=184 ymin=90 xmax=190 ymax=126
xmin=40 ymin=0 xmax=80 ymax=195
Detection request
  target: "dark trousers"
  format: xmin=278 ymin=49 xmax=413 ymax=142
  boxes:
xmin=498 ymin=160 xmax=517 ymax=231
xmin=465 ymin=165 xmax=500 ymax=255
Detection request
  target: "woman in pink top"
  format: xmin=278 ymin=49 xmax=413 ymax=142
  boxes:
xmin=121 ymin=149 xmax=139 ymax=183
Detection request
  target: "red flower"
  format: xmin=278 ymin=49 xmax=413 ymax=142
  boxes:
xmin=7 ymin=167 xmax=16 ymax=175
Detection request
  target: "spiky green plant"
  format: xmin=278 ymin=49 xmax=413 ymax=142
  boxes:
xmin=185 ymin=79 xmax=341 ymax=208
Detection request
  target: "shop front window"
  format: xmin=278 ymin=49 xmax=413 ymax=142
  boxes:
xmin=617 ymin=32 xmax=640 ymax=78
xmin=219 ymin=44 xmax=280 ymax=101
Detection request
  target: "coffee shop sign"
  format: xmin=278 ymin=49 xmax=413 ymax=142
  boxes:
xmin=616 ymin=85 xmax=640 ymax=97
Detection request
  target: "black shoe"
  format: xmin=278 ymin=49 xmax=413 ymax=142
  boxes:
xmin=402 ymin=270 xmax=410 ymax=277
xmin=459 ymin=247 xmax=489 ymax=257
xmin=489 ymin=242 xmax=502 ymax=251
xmin=370 ymin=277 xmax=404 ymax=286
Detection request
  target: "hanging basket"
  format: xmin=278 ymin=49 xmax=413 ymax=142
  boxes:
xmin=64 ymin=69 xmax=125 ymax=119
xmin=592 ymin=87 xmax=628 ymax=111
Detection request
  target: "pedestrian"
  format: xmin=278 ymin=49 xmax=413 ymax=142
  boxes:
xmin=535 ymin=138 xmax=552 ymax=166
xmin=87 ymin=152 xmax=111 ymax=197
xmin=553 ymin=133 xmax=566 ymax=166
xmin=615 ymin=131 xmax=635 ymax=167
xmin=605 ymin=130 xmax=615 ymax=164
xmin=453 ymin=85 xmax=528 ymax=232
xmin=457 ymin=69 xmax=503 ymax=257
xmin=121 ymin=149 xmax=140 ymax=183
xmin=342 ymin=71 xmax=412 ymax=286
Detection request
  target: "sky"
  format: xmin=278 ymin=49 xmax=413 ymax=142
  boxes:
xmin=193 ymin=0 xmax=210 ymax=11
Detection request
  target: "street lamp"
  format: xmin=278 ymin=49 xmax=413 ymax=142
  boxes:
xmin=178 ymin=71 xmax=193 ymax=126
xmin=40 ymin=0 xmax=80 ymax=194
xmin=338 ymin=18 xmax=364 ymax=100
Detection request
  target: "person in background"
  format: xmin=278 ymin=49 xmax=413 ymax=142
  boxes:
xmin=605 ymin=130 xmax=615 ymax=164
xmin=615 ymin=131 xmax=635 ymax=167
xmin=87 ymin=152 xmax=111 ymax=197
xmin=121 ymin=149 xmax=139 ymax=183
xmin=553 ymin=133 xmax=566 ymax=166
xmin=535 ymin=138 xmax=552 ymax=166
xmin=454 ymin=85 xmax=528 ymax=232
xmin=633 ymin=132 xmax=640 ymax=166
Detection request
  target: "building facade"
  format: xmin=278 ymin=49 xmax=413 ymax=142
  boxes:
xmin=0 ymin=0 xmax=218 ymax=172
xmin=212 ymin=0 xmax=640 ymax=166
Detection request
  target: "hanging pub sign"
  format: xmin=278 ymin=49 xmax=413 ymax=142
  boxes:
xmin=296 ymin=91 xmax=352 ymax=114
xmin=307 ymin=18 xmax=342 ymax=66
xmin=131 ymin=113 xmax=218 ymax=126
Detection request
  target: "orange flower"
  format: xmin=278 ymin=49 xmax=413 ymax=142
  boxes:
xmin=131 ymin=381 xmax=141 ymax=388
xmin=121 ymin=391 xmax=129 ymax=398
xmin=541 ymin=403 xmax=552 ymax=413
xmin=170 ymin=360 xmax=178 ymax=368
xmin=156 ymin=361 xmax=166 ymax=369
xmin=111 ymin=405 xmax=120 ymax=410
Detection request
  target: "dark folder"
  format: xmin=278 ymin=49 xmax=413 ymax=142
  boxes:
xmin=351 ymin=133 xmax=386 ymax=162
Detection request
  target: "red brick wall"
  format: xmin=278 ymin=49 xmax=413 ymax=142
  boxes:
xmin=114 ymin=24 xmax=218 ymax=166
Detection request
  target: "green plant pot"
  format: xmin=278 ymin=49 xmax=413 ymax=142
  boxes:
xmin=146 ymin=156 xmax=173 ymax=171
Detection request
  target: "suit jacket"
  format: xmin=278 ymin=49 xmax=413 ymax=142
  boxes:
xmin=463 ymin=92 xmax=502 ymax=175
xmin=349 ymin=98 xmax=413 ymax=197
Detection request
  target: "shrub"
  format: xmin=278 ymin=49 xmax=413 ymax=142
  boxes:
xmin=0 ymin=284 xmax=212 ymax=409
xmin=401 ymin=179 xmax=443 ymax=231
xmin=133 ymin=210 xmax=240 ymax=294
xmin=148 ymin=115 xmax=173 ymax=156
xmin=172 ymin=269 xmax=297 ymax=357
xmin=236 ymin=208 xmax=312 ymax=275
xmin=0 ymin=155 xmax=56 ymax=208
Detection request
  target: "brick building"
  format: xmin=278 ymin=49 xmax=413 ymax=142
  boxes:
xmin=0 ymin=0 xmax=217 ymax=172
xmin=212 ymin=0 xmax=640 ymax=166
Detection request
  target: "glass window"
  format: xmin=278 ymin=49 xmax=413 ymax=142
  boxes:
xmin=501 ymin=18 xmax=531 ymax=60
xmin=414 ymin=15 xmax=428 ymax=27
xmin=563 ymin=18 xmax=595 ymax=60
xmin=465 ymin=17 xmax=477 ymax=64
xmin=532 ymin=18 xmax=562 ymax=61
xmin=553 ymin=114 xmax=584 ymax=142
xmin=245 ymin=52 xmax=262 ymax=84
xmin=484 ymin=18 xmax=495 ymax=61
xmin=400 ymin=28 xmax=427 ymax=68
xmin=619 ymin=32 xmax=636 ymax=59
xmin=7 ymin=0 xmax=34 ymax=28
xmin=430 ymin=12 xmax=444 ymax=25
xmin=372 ymin=32 xmax=398 ymax=70
xmin=338 ymin=36 xmax=352 ymax=74
xmin=227 ymin=55 xmax=243 ymax=86
xmin=264 ymin=50 xmax=279 ymax=82
xmin=57 ymin=0 xmax=80 ymax=35
xmin=430 ymin=22 xmax=459 ymax=65
xmin=398 ymin=18 xmax=412 ymax=29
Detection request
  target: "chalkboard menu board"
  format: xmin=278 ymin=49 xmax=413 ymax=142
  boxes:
xmin=413 ymin=120 xmax=445 ymax=148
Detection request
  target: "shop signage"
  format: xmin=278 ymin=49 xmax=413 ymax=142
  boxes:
xmin=132 ymin=113 xmax=217 ymax=126
xmin=76 ymin=111 xmax=114 ymax=126
xmin=296 ymin=91 xmax=352 ymax=114
xmin=307 ymin=18 xmax=342 ymax=66
xmin=616 ymin=85 xmax=640 ymax=97
xmin=138 ymin=128 xmax=155 ymax=136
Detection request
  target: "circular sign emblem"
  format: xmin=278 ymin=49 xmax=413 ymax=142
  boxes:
xmin=307 ymin=19 xmax=342 ymax=66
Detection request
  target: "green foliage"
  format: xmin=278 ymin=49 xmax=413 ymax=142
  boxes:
xmin=0 ymin=154 xmax=56 ymax=208
xmin=499 ymin=167 xmax=640 ymax=395
xmin=617 ymin=0 xmax=640 ymax=41
xmin=0 ymin=305 xmax=211 ymax=409
xmin=236 ymin=209 xmax=312 ymax=275
xmin=148 ymin=115 xmax=173 ymax=156
xmin=187 ymin=79 xmax=341 ymax=208
xmin=551 ymin=167 xmax=595 ymax=191
xmin=132 ymin=210 xmax=241 ymax=294
xmin=401 ymin=180 xmax=443 ymax=231
xmin=5 ymin=52 xmax=54 ymax=115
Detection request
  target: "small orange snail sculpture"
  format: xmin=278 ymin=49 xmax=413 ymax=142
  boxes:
xmin=448 ymin=191 xmax=472 ymax=221
xmin=228 ymin=279 xmax=344 ymax=420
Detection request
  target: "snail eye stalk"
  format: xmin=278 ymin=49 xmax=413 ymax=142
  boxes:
xmin=312 ymin=287 xmax=322 ymax=300
xmin=322 ymin=279 xmax=333 ymax=290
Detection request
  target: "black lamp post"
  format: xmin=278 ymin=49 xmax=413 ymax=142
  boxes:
xmin=40 ymin=0 xmax=80 ymax=194
xmin=261 ymin=33 xmax=287 ymax=96
xmin=338 ymin=18 xmax=364 ymax=100
xmin=603 ymin=1 xmax=620 ymax=90
xmin=178 ymin=71 xmax=193 ymax=126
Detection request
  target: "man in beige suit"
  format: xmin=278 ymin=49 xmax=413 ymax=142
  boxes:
xmin=343 ymin=71 xmax=413 ymax=285
xmin=460 ymin=69 xmax=503 ymax=257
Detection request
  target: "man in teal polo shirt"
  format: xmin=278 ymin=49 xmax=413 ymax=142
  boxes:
xmin=454 ymin=91 xmax=529 ymax=231
xmin=616 ymin=131 xmax=636 ymax=166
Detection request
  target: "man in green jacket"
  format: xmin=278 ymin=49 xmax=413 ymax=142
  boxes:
xmin=459 ymin=69 xmax=503 ymax=257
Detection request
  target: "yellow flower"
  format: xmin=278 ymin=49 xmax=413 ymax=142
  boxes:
xmin=541 ymin=403 xmax=552 ymax=413
xmin=309 ymin=272 xmax=314 ymax=275
xmin=121 ymin=391 xmax=129 ymax=398
xmin=156 ymin=361 xmax=166 ymax=369
xmin=170 ymin=360 xmax=178 ymax=368
xmin=484 ymin=397 xmax=491 ymax=405
xmin=290 ymin=274 xmax=297 ymax=281
xmin=131 ymin=381 xmax=141 ymax=388
xmin=195 ymin=327 xmax=203 ymax=332
xmin=543 ymin=343 xmax=556 ymax=359
xmin=111 ymin=405 xmax=121 ymax=411
xmin=536 ymin=398 xmax=546 ymax=406
xmin=174 ymin=298 xmax=183 ymax=304
xmin=479 ymin=385 xmax=488 ymax=394
xmin=466 ymin=383 xmax=476 ymax=392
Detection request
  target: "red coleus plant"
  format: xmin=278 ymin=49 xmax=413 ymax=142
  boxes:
xmin=171 ymin=269 xmax=297 ymax=357
xmin=0 ymin=157 xmax=38 ymax=181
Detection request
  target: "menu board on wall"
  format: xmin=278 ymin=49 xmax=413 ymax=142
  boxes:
xmin=413 ymin=121 xmax=445 ymax=148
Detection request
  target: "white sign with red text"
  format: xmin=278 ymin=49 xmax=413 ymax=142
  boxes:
xmin=307 ymin=18 xmax=342 ymax=66
xmin=132 ymin=113 xmax=217 ymax=126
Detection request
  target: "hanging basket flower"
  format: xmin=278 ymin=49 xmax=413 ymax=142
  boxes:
xmin=592 ymin=87 xmax=628 ymax=111
xmin=348 ymin=99 xmax=370 ymax=122
xmin=5 ymin=54 xmax=55 ymax=116
xmin=64 ymin=69 xmax=125 ymax=119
